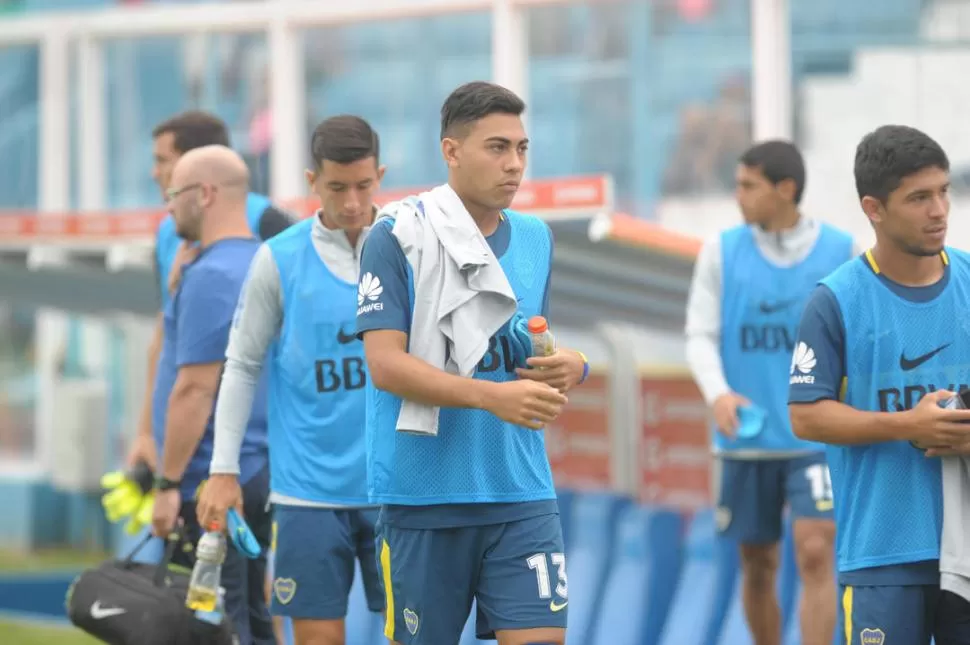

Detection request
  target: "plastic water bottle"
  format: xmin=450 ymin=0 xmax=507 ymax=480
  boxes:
xmin=193 ymin=586 xmax=226 ymax=626
xmin=527 ymin=316 xmax=556 ymax=358
xmin=186 ymin=522 xmax=226 ymax=612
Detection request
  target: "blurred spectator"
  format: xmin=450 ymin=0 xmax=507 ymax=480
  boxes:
xmin=662 ymin=74 xmax=751 ymax=196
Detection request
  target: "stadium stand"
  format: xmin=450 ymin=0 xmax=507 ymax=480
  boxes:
xmin=0 ymin=0 xmax=927 ymax=210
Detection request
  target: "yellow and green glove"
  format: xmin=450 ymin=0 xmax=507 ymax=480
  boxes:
xmin=100 ymin=460 xmax=155 ymax=534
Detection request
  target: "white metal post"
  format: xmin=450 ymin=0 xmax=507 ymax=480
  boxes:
xmin=35 ymin=28 xmax=73 ymax=478
xmin=750 ymin=0 xmax=792 ymax=141
xmin=77 ymin=36 xmax=107 ymax=211
xmin=38 ymin=30 xmax=71 ymax=212
xmin=268 ymin=17 xmax=307 ymax=201
xmin=492 ymin=0 xmax=529 ymax=175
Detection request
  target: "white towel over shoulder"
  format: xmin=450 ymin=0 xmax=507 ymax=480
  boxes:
xmin=382 ymin=183 xmax=518 ymax=436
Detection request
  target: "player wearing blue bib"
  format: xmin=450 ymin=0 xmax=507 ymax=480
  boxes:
xmin=357 ymin=82 xmax=586 ymax=645
xmin=198 ymin=116 xmax=386 ymax=645
xmin=128 ymin=111 xmax=292 ymax=478
xmin=149 ymin=145 xmax=275 ymax=645
xmin=686 ymin=141 xmax=853 ymax=645
xmin=789 ymin=125 xmax=970 ymax=645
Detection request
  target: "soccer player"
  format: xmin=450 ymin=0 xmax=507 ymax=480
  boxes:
xmin=685 ymin=140 xmax=855 ymax=645
xmin=126 ymin=111 xmax=293 ymax=475
xmin=789 ymin=124 xmax=970 ymax=645
xmin=356 ymin=81 xmax=586 ymax=645
xmin=149 ymin=145 xmax=275 ymax=645
xmin=197 ymin=115 xmax=386 ymax=645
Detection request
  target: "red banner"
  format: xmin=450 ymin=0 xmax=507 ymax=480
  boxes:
xmin=639 ymin=374 xmax=712 ymax=511
xmin=0 ymin=175 xmax=612 ymax=242
xmin=547 ymin=372 xmax=612 ymax=491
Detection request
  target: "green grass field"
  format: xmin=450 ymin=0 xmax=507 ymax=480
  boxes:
xmin=0 ymin=548 xmax=110 ymax=644
xmin=0 ymin=548 xmax=107 ymax=573
xmin=0 ymin=619 xmax=101 ymax=645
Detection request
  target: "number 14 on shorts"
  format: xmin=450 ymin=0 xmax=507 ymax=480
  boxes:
xmin=527 ymin=552 xmax=568 ymax=611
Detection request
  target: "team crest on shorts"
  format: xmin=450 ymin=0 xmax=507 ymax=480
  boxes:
xmin=273 ymin=578 xmax=297 ymax=605
xmin=715 ymin=506 xmax=732 ymax=532
xmin=860 ymin=628 xmax=885 ymax=645
xmin=403 ymin=608 xmax=419 ymax=635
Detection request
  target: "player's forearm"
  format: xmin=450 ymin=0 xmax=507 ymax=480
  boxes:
xmin=161 ymin=382 xmax=216 ymax=481
xmin=789 ymin=399 xmax=909 ymax=445
xmin=136 ymin=315 xmax=164 ymax=439
xmin=368 ymin=348 xmax=495 ymax=410
xmin=209 ymin=359 xmax=260 ymax=476
xmin=685 ymin=334 xmax=731 ymax=405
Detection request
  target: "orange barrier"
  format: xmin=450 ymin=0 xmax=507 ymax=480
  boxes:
xmin=0 ymin=174 xmax=701 ymax=259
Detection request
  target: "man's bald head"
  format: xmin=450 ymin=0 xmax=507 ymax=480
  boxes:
xmin=171 ymin=144 xmax=250 ymax=196
xmin=168 ymin=145 xmax=251 ymax=242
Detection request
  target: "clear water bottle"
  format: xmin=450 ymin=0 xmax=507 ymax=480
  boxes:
xmin=193 ymin=586 xmax=226 ymax=626
xmin=527 ymin=316 xmax=556 ymax=358
xmin=186 ymin=522 xmax=226 ymax=612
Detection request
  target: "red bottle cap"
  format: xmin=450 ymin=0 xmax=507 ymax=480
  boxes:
xmin=527 ymin=316 xmax=548 ymax=334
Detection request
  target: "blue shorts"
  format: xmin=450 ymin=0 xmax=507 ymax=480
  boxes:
xmin=838 ymin=585 xmax=970 ymax=645
xmin=377 ymin=511 xmax=567 ymax=644
xmin=271 ymin=506 xmax=384 ymax=620
xmin=715 ymin=452 xmax=834 ymax=543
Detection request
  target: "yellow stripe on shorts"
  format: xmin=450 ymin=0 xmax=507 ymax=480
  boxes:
xmin=381 ymin=539 xmax=395 ymax=640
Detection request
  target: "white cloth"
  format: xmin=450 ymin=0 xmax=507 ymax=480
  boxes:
xmin=384 ymin=183 xmax=518 ymax=436
xmin=941 ymin=455 xmax=970 ymax=602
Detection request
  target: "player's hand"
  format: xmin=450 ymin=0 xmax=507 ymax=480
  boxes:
xmin=906 ymin=390 xmax=970 ymax=449
xmin=712 ymin=392 xmax=750 ymax=439
xmin=196 ymin=474 xmax=243 ymax=531
xmin=486 ymin=380 xmax=568 ymax=430
xmin=167 ymin=241 xmax=199 ymax=294
xmin=515 ymin=350 xmax=586 ymax=393
xmin=125 ymin=432 xmax=157 ymax=472
xmin=151 ymin=488 xmax=181 ymax=538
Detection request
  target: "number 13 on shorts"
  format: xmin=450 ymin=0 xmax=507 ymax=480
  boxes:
xmin=527 ymin=552 xmax=568 ymax=610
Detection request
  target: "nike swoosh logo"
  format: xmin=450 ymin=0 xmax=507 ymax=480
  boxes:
xmin=759 ymin=300 xmax=794 ymax=314
xmin=90 ymin=601 xmax=126 ymax=619
xmin=900 ymin=343 xmax=951 ymax=371
xmin=336 ymin=329 xmax=357 ymax=344
xmin=549 ymin=599 xmax=568 ymax=612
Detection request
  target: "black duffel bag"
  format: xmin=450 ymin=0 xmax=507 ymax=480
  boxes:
xmin=66 ymin=532 xmax=236 ymax=645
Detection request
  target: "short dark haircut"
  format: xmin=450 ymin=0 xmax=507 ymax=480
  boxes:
xmin=854 ymin=125 xmax=949 ymax=202
xmin=440 ymin=81 xmax=526 ymax=140
xmin=151 ymin=111 xmax=230 ymax=154
xmin=740 ymin=140 xmax=806 ymax=205
xmin=310 ymin=115 xmax=380 ymax=168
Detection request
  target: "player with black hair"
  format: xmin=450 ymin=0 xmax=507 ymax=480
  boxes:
xmin=198 ymin=115 xmax=386 ymax=645
xmin=357 ymin=81 xmax=587 ymax=645
xmin=790 ymin=124 xmax=970 ymax=645
xmin=686 ymin=140 xmax=856 ymax=645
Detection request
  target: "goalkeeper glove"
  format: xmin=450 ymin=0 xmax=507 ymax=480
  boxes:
xmin=100 ymin=460 xmax=154 ymax=524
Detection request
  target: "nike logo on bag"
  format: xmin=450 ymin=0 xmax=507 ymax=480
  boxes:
xmin=759 ymin=300 xmax=794 ymax=314
xmin=549 ymin=599 xmax=568 ymax=612
xmin=899 ymin=343 xmax=951 ymax=371
xmin=90 ymin=601 xmax=126 ymax=619
xmin=336 ymin=329 xmax=357 ymax=344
